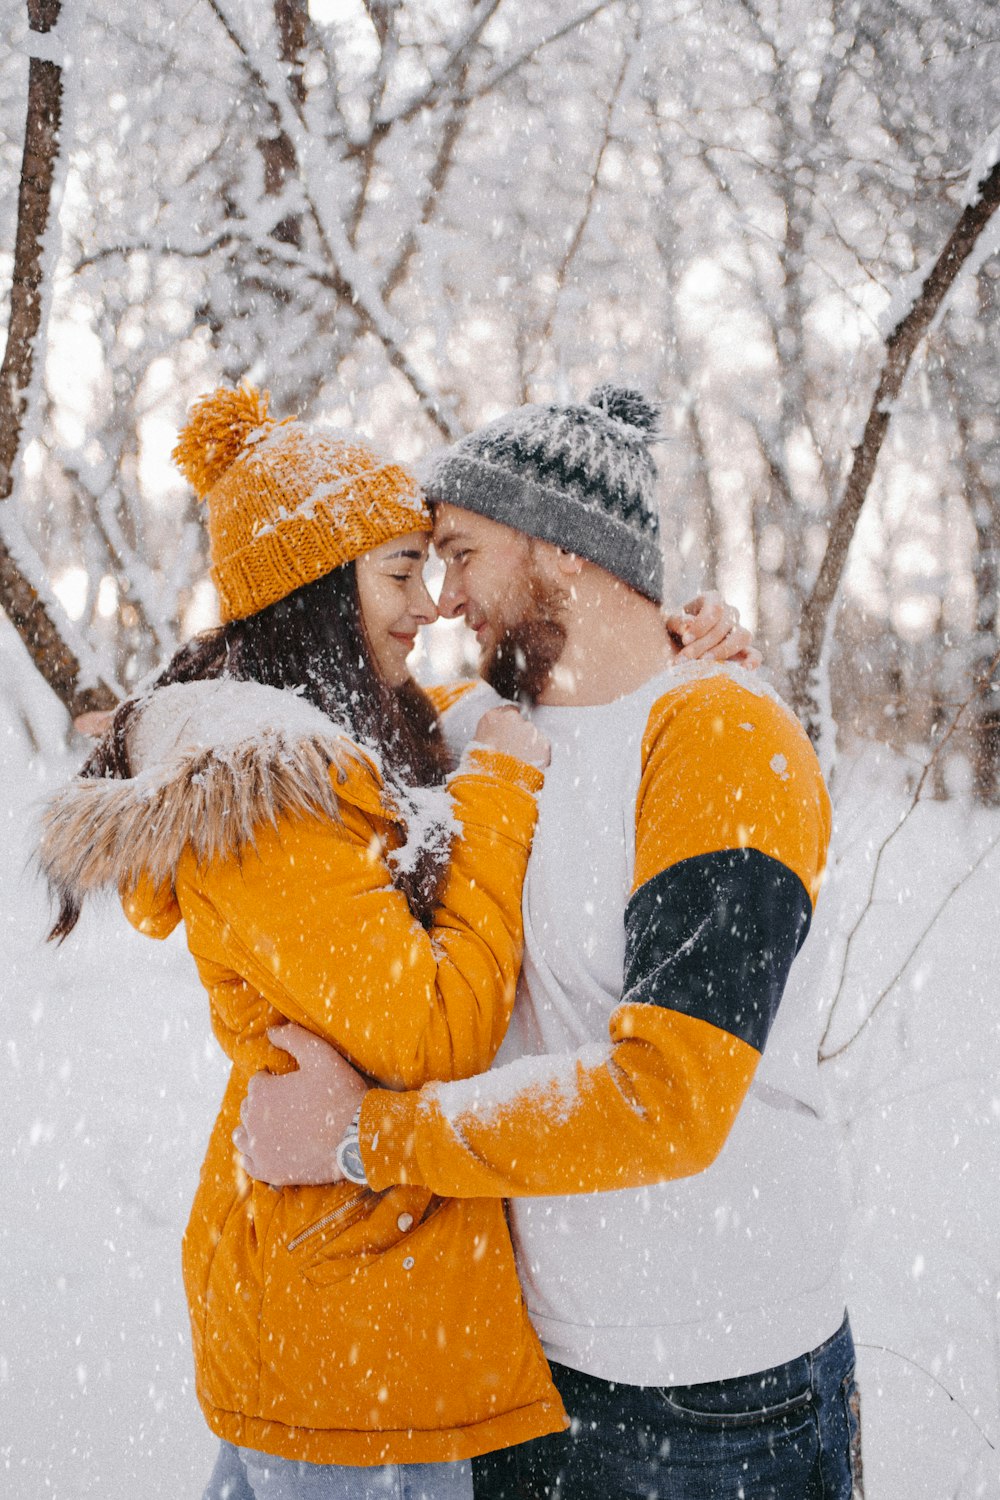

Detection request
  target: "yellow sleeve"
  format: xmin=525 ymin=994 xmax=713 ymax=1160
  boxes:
xmin=360 ymin=674 xmax=831 ymax=1196
xmin=425 ymin=679 xmax=480 ymax=717
xmin=122 ymin=871 xmax=182 ymax=939
xmin=183 ymin=749 xmax=543 ymax=1090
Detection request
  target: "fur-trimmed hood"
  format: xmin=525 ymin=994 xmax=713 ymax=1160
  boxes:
xmin=39 ymin=679 xmax=386 ymax=909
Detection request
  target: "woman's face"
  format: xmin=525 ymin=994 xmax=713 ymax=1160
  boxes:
xmin=355 ymin=530 xmax=438 ymax=688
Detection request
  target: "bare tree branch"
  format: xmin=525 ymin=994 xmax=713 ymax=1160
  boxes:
xmin=459 ymin=2 xmax=614 ymax=111
xmin=525 ymin=38 xmax=631 ymax=386
xmin=855 ymin=1343 xmax=996 ymax=1454
xmin=790 ymin=153 xmax=1000 ymax=738
xmin=379 ymin=82 xmax=472 ymax=302
xmin=75 ymin=228 xmax=345 ymax=295
xmin=940 ymin=327 xmax=1000 ymax=803
xmin=347 ymin=1 xmax=401 ymax=241
xmin=821 ymin=831 xmax=1000 ymax=1064
xmin=202 ymin=0 xmax=458 ymax=437
xmin=747 ymin=415 xmax=797 ymax=512
xmin=366 ymin=0 xmax=505 ymax=139
xmin=818 ymin=645 xmax=1000 ymax=1059
xmin=203 ymin=0 xmax=307 ymax=130
xmin=60 ymin=457 xmax=165 ymax=658
xmin=74 ymin=231 xmax=237 ymax=272
xmin=362 ymin=5 xmax=618 ymax=308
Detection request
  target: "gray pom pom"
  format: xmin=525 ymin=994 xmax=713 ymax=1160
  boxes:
xmin=587 ymin=384 xmax=659 ymax=434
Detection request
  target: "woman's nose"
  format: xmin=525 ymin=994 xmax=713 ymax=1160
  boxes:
xmin=412 ymin=578 xmax=439 ymax=625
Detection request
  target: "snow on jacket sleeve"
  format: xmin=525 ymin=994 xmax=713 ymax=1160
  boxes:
xmin=166 ymin=747 xmax=544 ymax=1091
xmin=360 ymin=674 xmax=831 ymax=1196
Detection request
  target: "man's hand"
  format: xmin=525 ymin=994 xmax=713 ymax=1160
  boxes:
xmin=233 ymin=1024 xmax=369 ymax=1187
xmin=665 ymin=591 xmax=762 ymax=669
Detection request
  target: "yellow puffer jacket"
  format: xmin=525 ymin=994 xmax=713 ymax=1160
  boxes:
xmin=40 ymin=679 xmax=565 ymax=1465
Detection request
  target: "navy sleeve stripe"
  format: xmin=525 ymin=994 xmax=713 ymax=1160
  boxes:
xmin=623 ymin=847 xmax=812 ymax=1054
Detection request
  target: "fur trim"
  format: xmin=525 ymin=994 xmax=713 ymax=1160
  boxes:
xmin=39 ymin=683 xmax=373 ymax=907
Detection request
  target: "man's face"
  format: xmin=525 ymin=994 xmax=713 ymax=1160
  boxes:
xmin=432 ymin=504 xmax=568 ymax=701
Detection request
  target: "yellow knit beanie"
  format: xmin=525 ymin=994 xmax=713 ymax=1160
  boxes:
xmin=173 ymin=385 xmax=431 ymax=622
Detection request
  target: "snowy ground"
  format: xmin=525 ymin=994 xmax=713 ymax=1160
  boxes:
xmin=3 ymin=696 xmax=999 ymax=1497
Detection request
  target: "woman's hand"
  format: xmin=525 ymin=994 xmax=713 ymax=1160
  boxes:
xmin=474 ymin=704 xmax=551 ymax=768
xmin=665 ymin=591 xmax=762 ymax=669
xmin=233 ymin=1023 xmax=369 ymax=1187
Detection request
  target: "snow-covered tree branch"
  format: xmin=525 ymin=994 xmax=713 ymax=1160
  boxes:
xmin=791 ymin=149 xmax=1000 ymax=742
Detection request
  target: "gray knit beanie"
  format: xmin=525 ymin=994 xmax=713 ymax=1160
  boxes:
xmin=423 ymin=385 xmax=664 ymax=602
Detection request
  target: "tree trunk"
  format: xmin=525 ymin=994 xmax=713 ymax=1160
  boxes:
xmin=0 ymin=1 xmax=64 ymax=502
xmin=790 ymin=153 xmax=1000 ymax=742
xmin=0 ymin=547 xmax=115 ymax=715
xmin=0 ymin=0 xmax=118 ymax=718
xmin=259 ymin=0 xmax=307 ymax=251
xmin=943 ymin=306 xmax=1000 ymax=805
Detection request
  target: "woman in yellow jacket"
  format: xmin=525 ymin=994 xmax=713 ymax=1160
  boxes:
xmin=41 ymin=387 xmax=565 ymax=1500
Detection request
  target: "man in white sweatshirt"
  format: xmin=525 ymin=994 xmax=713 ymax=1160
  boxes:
xmin=239 ymin=386 xmax=861 ymax=1500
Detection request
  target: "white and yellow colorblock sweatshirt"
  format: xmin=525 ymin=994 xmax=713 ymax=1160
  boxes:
xmin=362 ymin=663 xmax=848 ymax=1386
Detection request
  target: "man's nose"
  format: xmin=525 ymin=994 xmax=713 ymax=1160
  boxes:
xmin=437 ymin=569 xmax=466 ymax=620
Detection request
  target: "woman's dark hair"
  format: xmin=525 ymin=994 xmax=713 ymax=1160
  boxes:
xmin=51 ymin=563 xmax=453 ymax=938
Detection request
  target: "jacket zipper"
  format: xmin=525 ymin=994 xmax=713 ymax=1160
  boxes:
xmin=287 ymin=1188 xmax=371 ymax=1252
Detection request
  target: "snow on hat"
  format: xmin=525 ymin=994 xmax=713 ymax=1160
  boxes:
xmin=173 ymin=384 xmax=431 ymax=623
xmin=422 ymin=384 xmax=664 ymax=602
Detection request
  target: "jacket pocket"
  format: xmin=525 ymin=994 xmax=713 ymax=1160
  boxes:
xmin=658 ymin=1378 xmax=814 ymax=1430
xmin=258 ymin=1194 xmax=561 ymax=1440
xmin=286 ymin=1187 xmax=374 ymax=1253
xmin=298 ymin=1188 xmax=439 ymax=1287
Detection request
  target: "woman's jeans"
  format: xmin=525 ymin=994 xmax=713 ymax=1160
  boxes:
xmin=473 ymin=1312 xmax=863 ymax=1500
xmin=203 ymin=1441 xmax=472 ymax=1500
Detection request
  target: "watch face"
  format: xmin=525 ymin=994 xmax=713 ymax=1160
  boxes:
xmin=337 ymin=1138 xmax=367 ymax=1185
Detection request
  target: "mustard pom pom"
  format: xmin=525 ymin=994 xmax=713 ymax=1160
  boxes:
xmin=172 ymin=384 xmax=274 ymax=499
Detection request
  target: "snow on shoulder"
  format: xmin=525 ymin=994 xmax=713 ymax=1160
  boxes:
xmin=39 ymin=679 xmax=368 ymax=907
xmin=127 ymin=676 xmax=360 ymax=772
xmin=130 ymin=678 xmax=458 ymax=899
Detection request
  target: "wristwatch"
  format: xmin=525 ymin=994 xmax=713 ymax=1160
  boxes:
xmin=335 ymin=1106 xmax=368 ymax=1185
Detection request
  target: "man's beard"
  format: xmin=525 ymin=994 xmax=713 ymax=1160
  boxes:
xmin=482 ymin=575 xmax=568 ymax=705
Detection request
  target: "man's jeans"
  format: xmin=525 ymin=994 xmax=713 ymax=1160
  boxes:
xmin=473 ymin=1313 xmax=862 ymax=1500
